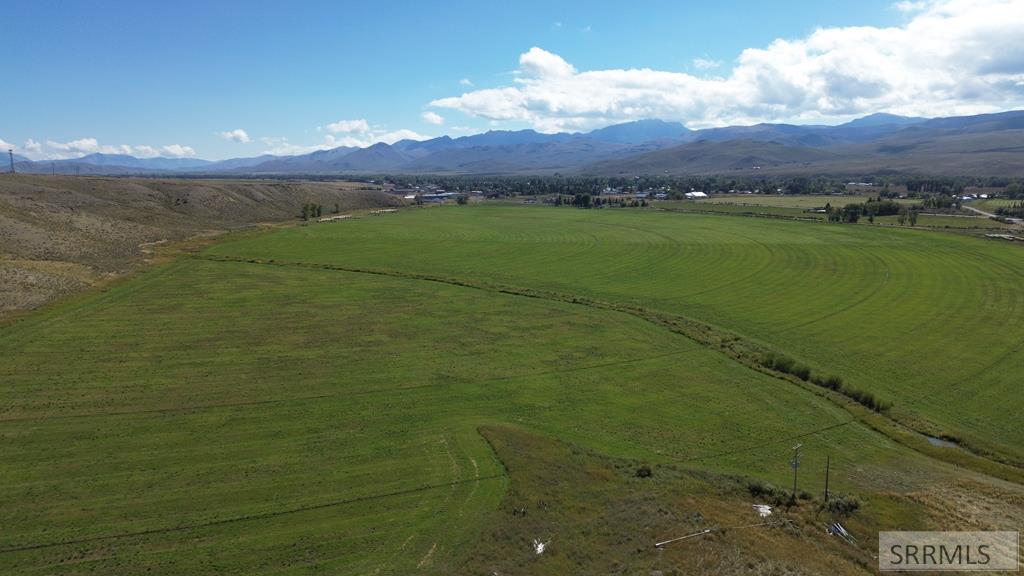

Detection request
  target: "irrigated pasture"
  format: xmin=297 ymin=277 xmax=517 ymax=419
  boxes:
xmin=208 ymin=206 xmax=1024 ymax=463
xmin=1 ymin=204 xmax=1021 ymax=574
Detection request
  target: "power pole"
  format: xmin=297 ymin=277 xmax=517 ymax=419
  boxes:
xmin=790 ymin=443 xmax=802 ymax=502
xmin=823 ymin=454 xmax=830 ymax=503
xmin=7 ymin=149 xmax=13 ymax=173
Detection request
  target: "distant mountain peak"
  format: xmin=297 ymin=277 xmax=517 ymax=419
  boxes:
xmin=841 ymin=112 xmax=928 ymax=128
xmin=586 ymin=119 xmax=691 ymax=144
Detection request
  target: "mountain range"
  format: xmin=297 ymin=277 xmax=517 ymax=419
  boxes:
xmin=12 ymin=111 xmax=1024 ymax=177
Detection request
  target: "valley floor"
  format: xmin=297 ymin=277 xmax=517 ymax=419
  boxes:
xmin=1 ymin=202 xmax=1021 ymax=574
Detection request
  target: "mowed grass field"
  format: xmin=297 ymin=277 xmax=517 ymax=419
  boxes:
xmin=1 ymin=204 xmax=1021 ymax=573
xmin=207 ymin=206 xmax=1024 ymax=463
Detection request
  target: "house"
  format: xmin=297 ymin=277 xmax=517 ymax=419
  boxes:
xmin=420 ymin=193 xmax=454 ymax=203
xmin=685 ymin=191 xmax=709 ymax=199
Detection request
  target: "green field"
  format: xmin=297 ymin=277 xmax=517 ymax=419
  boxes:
xmin=970 ymin=198 xmax=1020 ymax=213
xmin=659 ymin=195 xmax=1016 ymax=231
xmin=656 ymin=200 xmax=825 ymax=220
xmin=205 ymin=206 xmax=1024 ymax=461
xmin=2 ymin=204 xmax=1022 ymax=574
xmin=874 ymin=213 xmax=1014 ymax=229
xmin=702 ymin=193 xmax=876 ymax=208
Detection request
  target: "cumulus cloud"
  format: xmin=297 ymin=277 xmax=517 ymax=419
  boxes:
xmin=894 ymin=0 xmax=930 ymax=11
xmin=0 ymin=137 xmax=14 ymax=150
xmin=161 ymin=144 xmax=196 ymax=157
xmin=259 ymin=136 xmax=329 ymax=156
xmin=460 ymin=78 xmax=474 ymax=86
xmin=518 ymin=46 xmax=576 ymax=78
xmin=325 ymin=119 xmax=371 ymax=133
xmin=431 ymin=0 xmax=1024 ymax=131
xmin=132 ymin=145 xmax=159 ymax=158
xmin=322 ymin=128 xmax=428 ymax=148
xmin=421 ymin=111 xmax=445 ymax=125
xmin=14 ymin=137 xmax=198 ymax=160
xmin=218 ymin=128 xmax=251 ymax=143
xmin=46 ymin=138 xmax=124 ymax=155
xmin=693 ymin=57 xmax=722 ymax=70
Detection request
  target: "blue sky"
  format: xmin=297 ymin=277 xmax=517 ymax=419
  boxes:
xmin=5 ymin=0 xmax=1022 ymax=160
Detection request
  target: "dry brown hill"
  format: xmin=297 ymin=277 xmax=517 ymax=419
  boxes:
xmin=0 ymin=174 xmax=401 ymax=317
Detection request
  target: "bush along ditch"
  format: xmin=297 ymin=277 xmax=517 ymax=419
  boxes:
xmin=761 ymin=352 xmax=891 ymax=413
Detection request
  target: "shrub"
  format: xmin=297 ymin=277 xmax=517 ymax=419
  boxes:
xmin=792 ymin=363 xmax=812 ymax=381
xmin=747 ymin=479 xmax=789 ymax=506
xmin=826 ymin=494 xmax=861 ymax=516
xmin=635 ymin=465 xmax=652 ymax=478
xmin=843 ymin=386 xmax=891 ymax=412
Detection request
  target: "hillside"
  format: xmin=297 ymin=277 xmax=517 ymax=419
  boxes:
xmin=586 ymin=113 xmax=1024 ymax=176
xmin=588 ymin=139 xmax=842 ymax=174
xmin=0 ymin=174 xmax=399 ymax=317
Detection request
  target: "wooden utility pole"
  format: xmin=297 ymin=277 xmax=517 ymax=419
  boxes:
xmin=7 ymin=149 xmax=13 ymax=173
xmin=824 ymin=454 xmax=830 ymax=502
xmin=790 ymin=443 xmax=802 ymax=501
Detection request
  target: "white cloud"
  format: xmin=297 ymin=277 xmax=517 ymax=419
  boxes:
xmin=460 ymin=78 xmax=474 ymax=86
xmin=20 ymin=138 xmax=198 ymax=160
xmin=432 ymin=0 xmax=1024 ymax=131
xmin=0 ymin=137 xmax=14 ymax=150
xmin=131 ymin=146 xmax=159 ymax=158
xmin=46 ymin=138 xmax=108 ymax=154
xmin=693 ymin=57 xmax=722 ymax=70
xmin=218 ymin=128 xmax=251 ymax=143
xmin=160 ymin=144 xmax=196 ymax=157
xmin=325 ymin=119 xmax=370 ymax=134
xmin=378 ymin=129 xmax=428 ymax=143
xmin=421 ymin=111 xmax=445 ymax=125
xmin=260 ymin=136 xmax=332 ymax=156
xmin=553 ymin=21 xmax=562 ymax=28
xmin=894 ymin=0 xmax=930 ymax=11
xmin=518 ymin=46 xmax=576 ymax=78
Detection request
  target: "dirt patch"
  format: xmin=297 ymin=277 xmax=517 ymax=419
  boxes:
xmin=443 ymin=426 xmax=883 ymax=576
